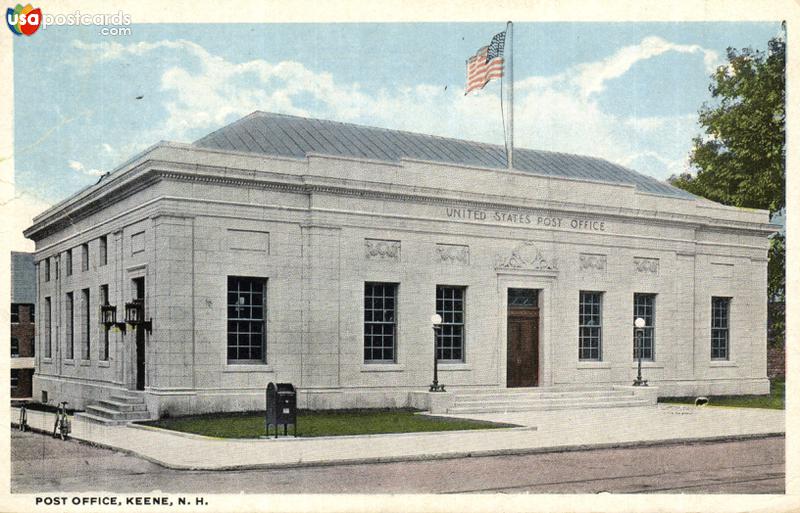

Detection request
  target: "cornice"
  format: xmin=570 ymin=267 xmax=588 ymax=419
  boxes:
xmin=25 ymin=161 xmax=776 ymax=242
xmin=156 ymin=168 xmax=769 ymax=234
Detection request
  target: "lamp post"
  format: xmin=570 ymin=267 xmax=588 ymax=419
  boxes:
xmin=429 ymin=314 xmax=445 ymax=392
xmin=633 ymin=317 xmax=648 ymax=386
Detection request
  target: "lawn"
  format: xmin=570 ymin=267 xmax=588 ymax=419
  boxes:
xmin=140 ymin=408 xmax=516 ymax=438
xmin=659 ymin=377 xmax=784 ymax=410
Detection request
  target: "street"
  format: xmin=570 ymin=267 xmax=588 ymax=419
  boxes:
xmin=11 ymin=430 xmax=783 ymax=494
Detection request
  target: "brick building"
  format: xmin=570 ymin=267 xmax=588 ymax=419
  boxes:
xmin=11 ymin=252 xmax=36 ymax=400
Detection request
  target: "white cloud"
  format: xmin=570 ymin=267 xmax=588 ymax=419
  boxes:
xmin=68 ymin=159 xmax=105 ymax=177
xmin=567 ymin=36 xmax=721 ymax=99
xmin=70 ymin=35 xmax=714 ymax=181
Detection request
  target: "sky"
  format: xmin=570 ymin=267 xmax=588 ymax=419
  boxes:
xmin=9 ymin=21 xmax=783 ymax=250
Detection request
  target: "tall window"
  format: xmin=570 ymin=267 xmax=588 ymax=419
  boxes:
xmin=81 ymin=288 xmax=90 ymax=360
xmin=633 ymin=294 xmax=656 ymax=360
xmin=364 ymin=283 xmax=397 ymax=363
xmin=66 ymin=292 xmax=74 ymax=360
xmin=579 ymin=291 xmax=603 ymax=361
xmin=66 ymin=249 xmax=73 ymax=276
xmin=711 ymin=297 xmax=731 ymax=360
xmin=44 ymin=297 xmax=51 ymax=358
xmin=11 ymin=337 xmax=19 ymax=357
xmin=11 ymin=304 xmax=19 ymax=323
xmin=81 ymin=243 xmax=89 ymax=271
xmin=227 ymin=276 xmax=266 ymax=363
xmin=99 ymin=235 xmax=108 ymax=266
xmin=30 ymin=304 xmax=35 ymax=323
xmin=100 ymin=285 xmax=110 ymax=360
xmin=44 ymin=258 xmax=50 ymax=282
xmin=436 ymin=285 xmax=465 ymax=362
xmin=11 ymin=370 xmax=19 ymax=391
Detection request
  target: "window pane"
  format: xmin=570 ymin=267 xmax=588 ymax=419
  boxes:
xmin=44 ymin=298 xmax=51 ymax=358
xmin=711 ymin=297 xmax=730 ymax=360
xmin=66 ymin=293 xmax=74 ymax=360
xmin=579 ymin=291 xmax=603 ymax=361
xmin=508 ymin=288 xmax=537 ymax=307
xmin=633 ymin=294 xmax=655 ymax=361
xmin=227 ymin=277 xmax=266 ymax=363
xmin=364 ymin=283 xmax=397 ymax=363
xmin=436 ymin=286 xmax=465 ymax=362
xmin=82 ymin=289 xmax=90 ymax=360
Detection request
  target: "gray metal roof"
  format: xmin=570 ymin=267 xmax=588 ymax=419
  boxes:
xmin=11 ymin=252 xmax=36 ymax=304
xmin=193 ymin=111 xmax=695 ymax=200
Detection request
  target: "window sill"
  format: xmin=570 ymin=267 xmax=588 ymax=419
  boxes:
xmin=577 ymin=361 xmax=611 ymax=369
xmin=630 ymin=362 xmax=664 ymax=369
xmin=361 ymin=364 xmax=405 ymax=372
xmin=64 ymin=359 xmax=75 ymax=366
xmin=80 ymin=360 xmax=91 ymax=367
xmin=42 ymin=358 xmax=53 ymax=364
xmin=98 ymin=360 xmax=111 ymax=367
xmin=438 ymin=363 xmax=472 ymax=371
xmin=710 ymin=360 xmax=737 ymax=368
xmin=223 ymin=364 xmax=274 ymax=373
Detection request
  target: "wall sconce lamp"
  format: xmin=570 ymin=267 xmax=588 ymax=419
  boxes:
xmin=100 ymin=304 xmax=126 ymax=334
xmin=124 ymin=298 xmax=152 ymax=334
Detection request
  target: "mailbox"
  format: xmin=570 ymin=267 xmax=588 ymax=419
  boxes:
xmin=265 ymin=382 xmax=297 ymax=437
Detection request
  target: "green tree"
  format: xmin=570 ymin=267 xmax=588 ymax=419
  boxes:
xmin=669 ymin=35 xmax=785 ymax=347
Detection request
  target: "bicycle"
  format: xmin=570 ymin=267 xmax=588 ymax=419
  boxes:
xmin=18 ymin=404 xmax=27 ymax=432
xmin=52 ymin=401 xmax=70 ymax=440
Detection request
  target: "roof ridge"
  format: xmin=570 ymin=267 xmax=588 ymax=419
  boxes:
xmin=247 ymin=110 xmax=551 ymax=156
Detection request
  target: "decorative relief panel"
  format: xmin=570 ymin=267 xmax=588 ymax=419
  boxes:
xmin=365 ymin=239 xmax=400 ymax=261
xmin=579 ymin=253 xmax=607 ymax=273
xmin=633 ymin=257 xmax=659 ymax=275
xmin=495 ymin=241 xmax=557 ymax=271
xmin=436 ymin=244 xmax=469 ymax=265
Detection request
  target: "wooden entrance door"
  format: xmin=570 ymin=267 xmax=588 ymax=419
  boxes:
xmin=506 ymin=307 xmax=539 ymax=387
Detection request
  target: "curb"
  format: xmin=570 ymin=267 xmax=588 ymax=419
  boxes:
xmin=15 ymin=425 xmax=781 ymax=472
xmin=152 ymin=432 xmax=785 ymax=471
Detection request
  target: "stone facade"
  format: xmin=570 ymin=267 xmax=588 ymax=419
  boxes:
xmin=25 ymin=134 xmax=774 ymax=416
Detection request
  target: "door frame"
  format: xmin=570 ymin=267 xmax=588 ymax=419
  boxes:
xmin=132 ymin=276 xmax=146 ymax=391
xmin=497 ymin=274 xmax=555 ymax=388
xmin=125 ymin=265 xmax=147 ymax=391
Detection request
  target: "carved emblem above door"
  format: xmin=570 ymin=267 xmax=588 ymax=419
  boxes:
xmin=495 ymin=241 xmax=557 ymax=271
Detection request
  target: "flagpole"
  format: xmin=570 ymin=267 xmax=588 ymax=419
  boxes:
xmin=507 ymin=20 xmax=514 ymax=170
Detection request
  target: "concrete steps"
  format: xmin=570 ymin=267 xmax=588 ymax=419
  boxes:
xmin=75 ymin=392 xmax=151 ymax=425
xmin=447 ymin=387 xmax=652 ymax=414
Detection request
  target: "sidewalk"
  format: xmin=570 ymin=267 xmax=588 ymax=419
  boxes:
xmin=11 ymin=405 xmax=784 ymax=470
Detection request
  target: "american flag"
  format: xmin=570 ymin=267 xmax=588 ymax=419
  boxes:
xmin=465 ymin=30 xmax=506 ymax=95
